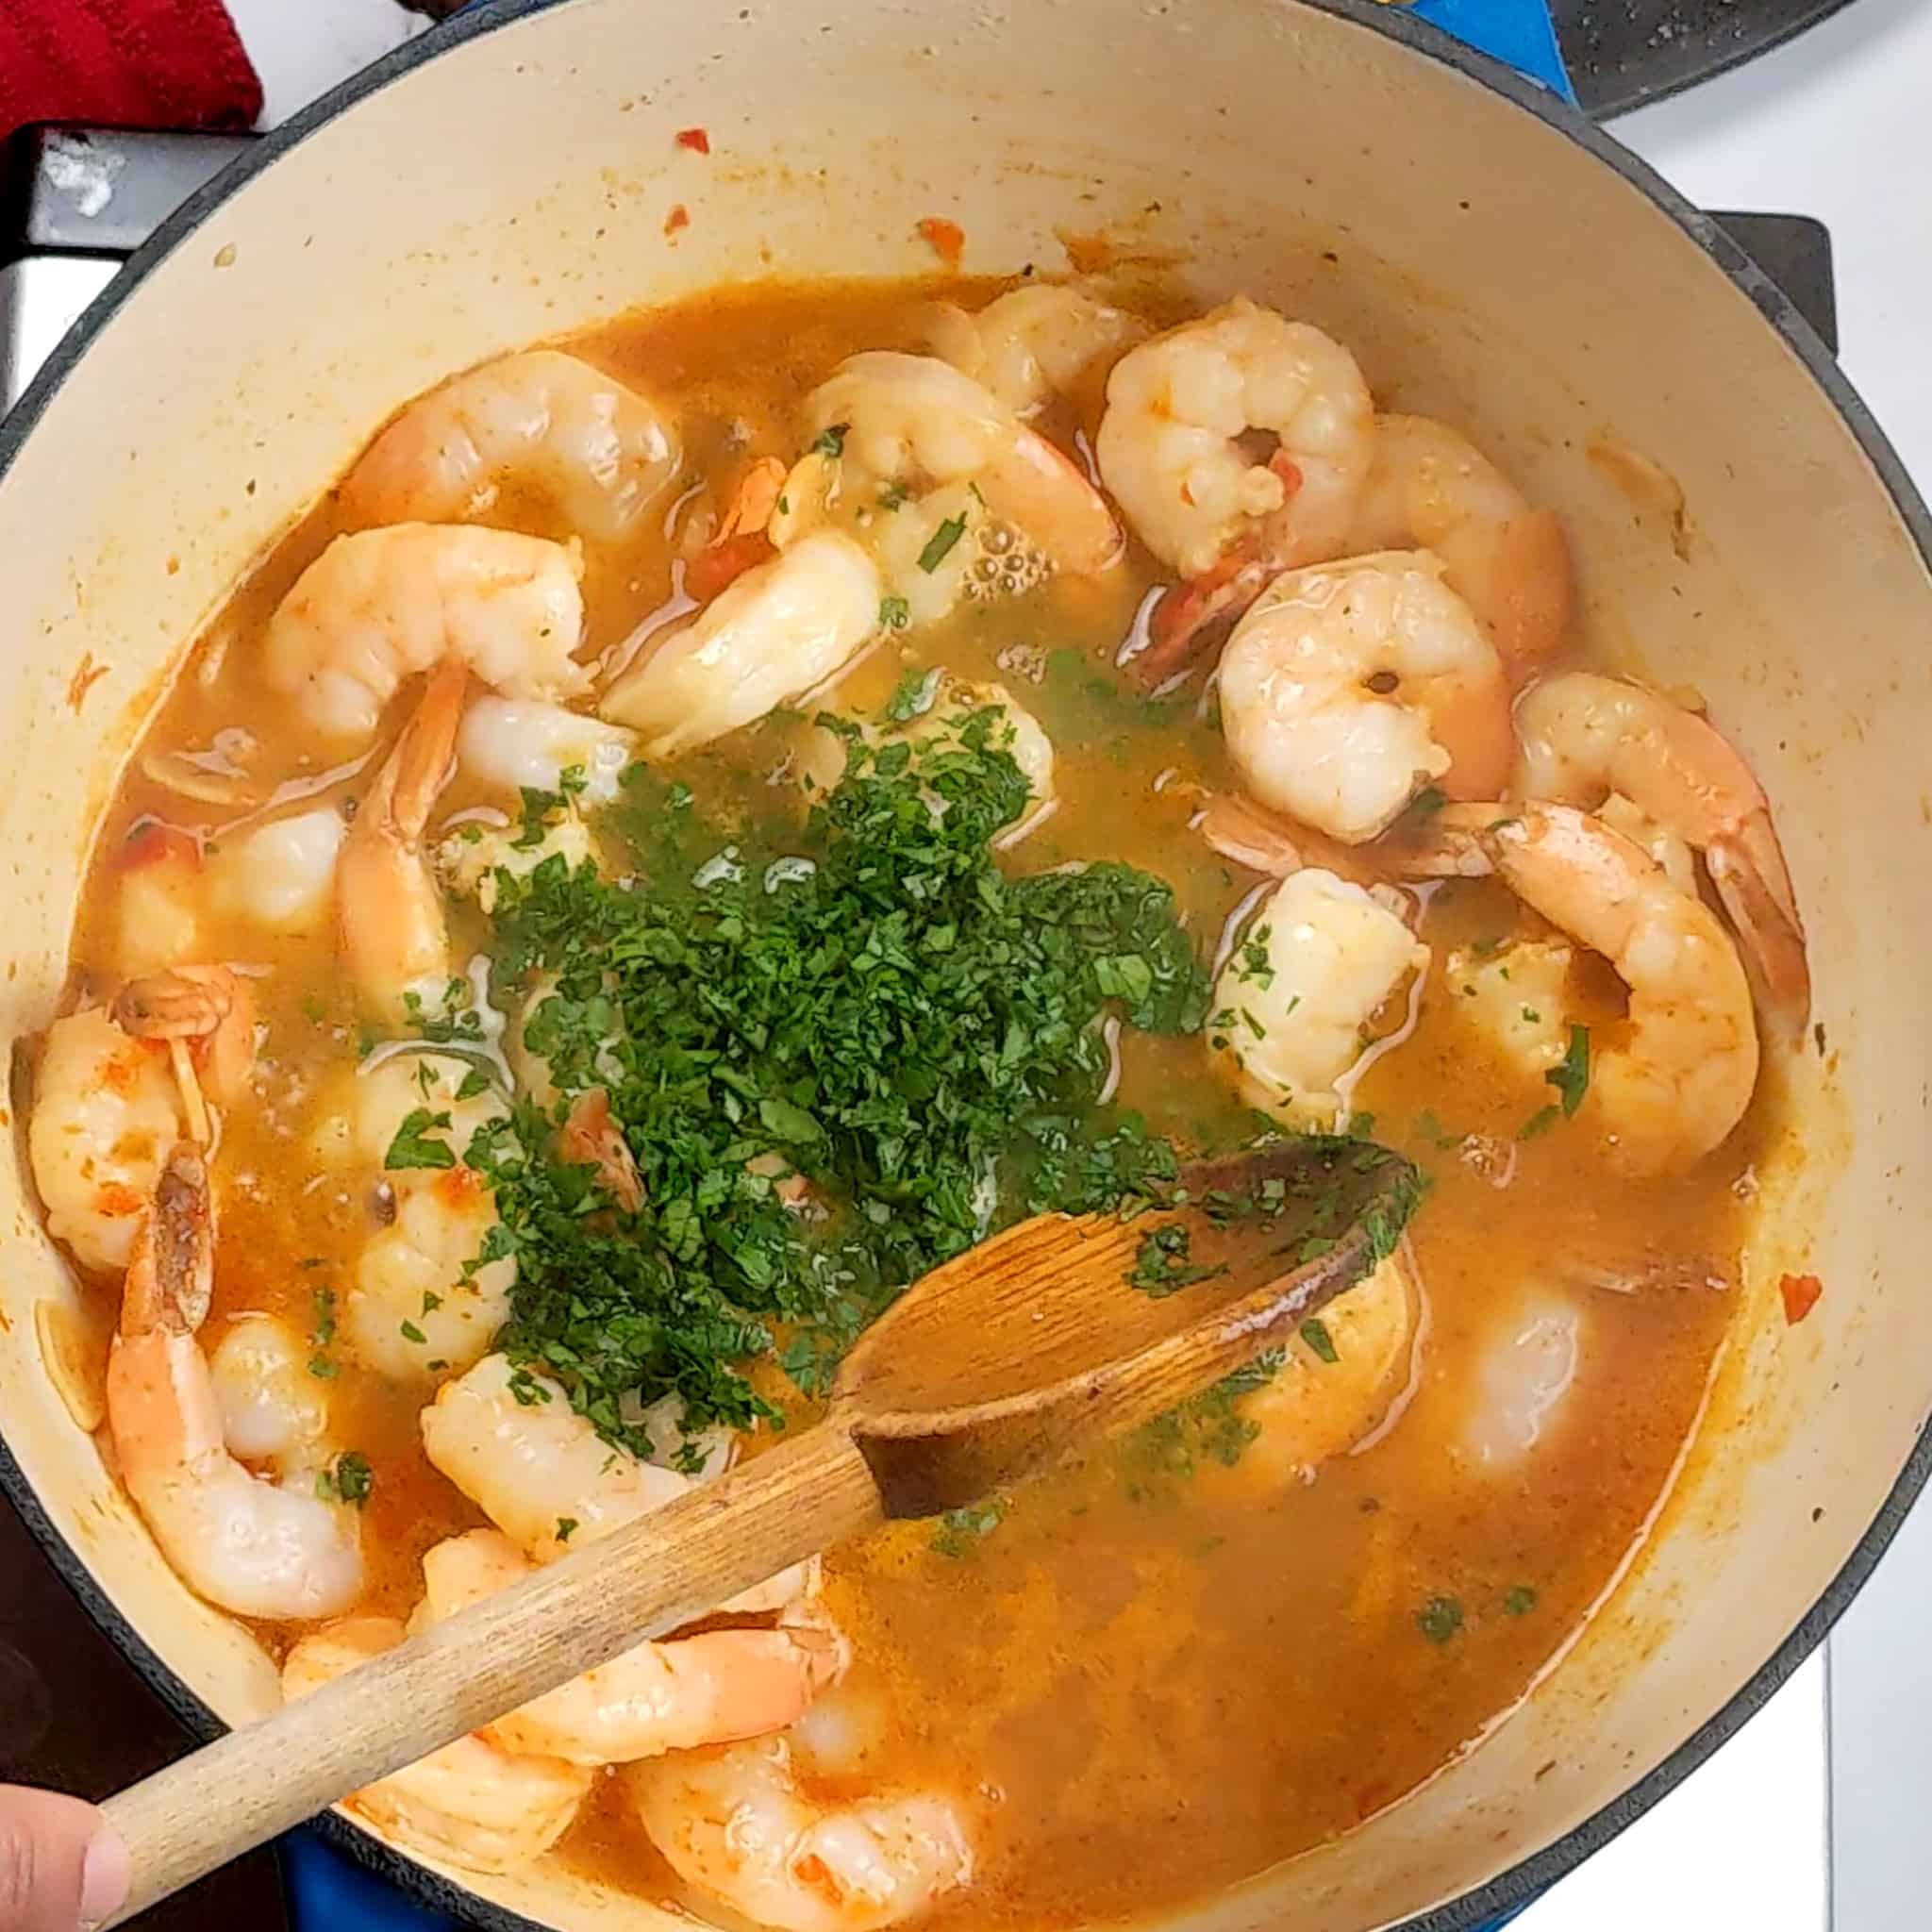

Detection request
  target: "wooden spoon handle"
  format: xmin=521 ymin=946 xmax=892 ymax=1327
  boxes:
xmin=98 ymin=1421 xmax=883 ymax=1924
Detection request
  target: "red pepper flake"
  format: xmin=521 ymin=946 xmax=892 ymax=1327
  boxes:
xmin=915 ymin=216 xmax=966 ymax=268
xmin=663 ymin=203 xmax=691 ymax=238
xmin=1780 ymin=1273 xmax=1824 ymax=1325
xmin=675 ymin=126 xmax=711 ymax=155
xmin=65 ymin=651 xmax=109 ymax=712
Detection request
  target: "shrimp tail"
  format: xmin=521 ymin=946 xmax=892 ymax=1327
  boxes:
xmin=1195 ymin=791 xmax=1305 ymax=876
xmin=340 ymin=657 xmax=467 ymax=1010
xmin=688 ymin=457 xmax=787 ymax=602
xmin=1707 ymin=810 xmax=1811 ymax=1037
xmin=381 ymin=656 xmax=469 ymax=838
xmin=113 ymin=963 xmax=258 ymax=1108
xmin=1387 ymin=800 xmax=1507 ymax=880
xmin=558 ymin=1087 xmax=646 ymax=1212
xmin=1134 ymin=552 xmax=1270 ymax=689
xmin=122 ymin=1144 xmax=214 ymax=1341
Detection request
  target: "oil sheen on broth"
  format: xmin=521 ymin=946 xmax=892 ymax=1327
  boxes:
xmin=40 ymin=277 xmax=1802 ymax=1930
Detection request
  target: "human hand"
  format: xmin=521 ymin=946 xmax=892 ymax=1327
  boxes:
xmin=0 ymin=1787 xmax=128 ymax=1931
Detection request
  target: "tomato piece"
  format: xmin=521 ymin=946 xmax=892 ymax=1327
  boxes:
xmin=915 ymin=216 xmax=966 ymax=268
xmin=1780 ymin=1273 xmax=1824 ymax=1324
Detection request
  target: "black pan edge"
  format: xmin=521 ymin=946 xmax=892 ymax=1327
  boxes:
xmin=0 ymin=3 xmax=1925 ymax=1929
xmin=1566 ymin=0 xmax=1858 ymax=121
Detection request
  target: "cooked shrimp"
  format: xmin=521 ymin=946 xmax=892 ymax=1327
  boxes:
xmin=339 ymin=349 xmax=680 ymax=541
xmin=282 ymin=1615 xmax=592 ymax=1874
xmin=354 ymin=1050 xmax=510 ymax=1170
xmin=107 ymin=1146 xmax=363 ymax=1619
xmin=798 ymin=676 xmax=1058 ymax=848
xmin=1429 ymin=803 xmax=1759 ymax=1174
xmin=1457 ymin=1288 xmax=1584 ymax=1472
xmin=1097 ymin=298 xmax=1374 ymax=679
xmin=418 ymin=1529 xmax=845 ymax=1766
xmin=1218 ymin=551 xmax=1513 ymax=842
xmin=600 ymin=531 xmax=882 ymax=758
xmin=210 ymin=808 xmax=347 ymax=934
xmin=805 ymin=351 xmax=1122 ymax=575
xmin=421 ymin=1354 xmax=807 ymax=1611
xmin=421 ymin=1352 xmax=692 ymax=1561
xmin=1514 ymin=672 xmax=1809 ymax=1032
xmin=111 ymin=823 xmax=204 ymax=978
xmin=435 ymin=808 xmax=594 ymax=916
xmin=1210 ymin=868 xmax=1428 ymax=1126
xmin=338 ymin=658 xmax=465 ymax=1018
xmin=349 ymin=1053 xmax=515 ymax=1381
xmin=1226 ymin=1249 xmax=1420 ymax=1489
xmin=922 ymin=283 xmax=1142 ymax=415
xmin=263 ymin=524 xmax=587 ymax=742
xmin=30 ymin=1007 xmax=183 ymax=1274
xmin=628 ymin=1737 xmax=974 ymax=1932
xmin=1347 ymin=414 xmax=1573 ymax=677
xmin=1442 ymin=939 xmax=1574 ymax=1080
xmin=354 ymin=1169 xmax=516 ymax=1381
xmin=208 ymin=1314 xmax=331 ymax=1474
xmin=458 ymin=694 xmax=635 ymax=806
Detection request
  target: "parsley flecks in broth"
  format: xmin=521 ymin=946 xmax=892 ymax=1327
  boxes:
xmin=450 ymin=706 xmax=1212 ymax=1447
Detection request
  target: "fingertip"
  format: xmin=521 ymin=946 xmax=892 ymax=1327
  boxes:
xmin=78 ymin=1824 xmax=129 ymax=1928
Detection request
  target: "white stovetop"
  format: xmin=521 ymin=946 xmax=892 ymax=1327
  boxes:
xmin=75 ymin=3 xmax=1932 ymax=1926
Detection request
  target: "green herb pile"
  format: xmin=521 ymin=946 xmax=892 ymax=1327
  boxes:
xmin=394 ymin=703 xmax=1213 ymax=1456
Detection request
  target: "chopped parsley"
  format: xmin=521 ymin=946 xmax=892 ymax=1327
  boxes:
xmin=1547 ymin=1024 xmax=1591 ymax=1114
xmin=931 ymin=1497 xmax=1006 ymax=1557
xmin=1128 ymin=1222 xmax=1224 ymax=1297
xmin=1520 ymin=1024 xmax=1590 ymax=1140
xmin=385 ymin=1108 xmax=457 ymax=1172
xmin=316 ymin=1451 xmax=374 ymax=1507
xmin=1299 ymin=1317 xmax=1339 ymax=1363
xmin=810 ymin=423 xmax=848 ymax=458
xmin=878 ymin=594 xmax=912 ymax=634
xmin=877 ymin=481 xmax=909 ymax=510
xmin=1417 ymin=1594 xmax=1465 ymax=1644
xmin=881 ymin=664 xmax=941 ymax=721
xmin=1127 ymin=1351 xmax=1284 ymax=1486
xmin=467 ymin=715 xmax=1213 ymax=1451
xmin=400 ymin=1319 xmax=428 ymax=1345
xmin=1504 ymin=1584 xmax=1539 ymax=1616
xmin=308 ymin=1286 xmax=340 ymax=1380
xmin=916 ymin=513 xmax=968 ymax=574
xmin=556 ymin=1517 xmax=579 ymax=1543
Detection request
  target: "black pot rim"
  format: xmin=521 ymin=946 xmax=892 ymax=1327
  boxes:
xmin=2 ymin=2 xmax=1926 ymax=1927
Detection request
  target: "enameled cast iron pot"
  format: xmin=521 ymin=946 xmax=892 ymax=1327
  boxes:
xmin=2 ymin=2 xmax=1928 ymax=1926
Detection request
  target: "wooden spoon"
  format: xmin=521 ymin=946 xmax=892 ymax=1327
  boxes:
xmin=98 ymin=1136 xmax=1421 ymax=1924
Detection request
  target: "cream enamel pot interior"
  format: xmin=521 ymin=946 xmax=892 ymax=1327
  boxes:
xmin=2 ymin=1 xmax=1929 ymax=1927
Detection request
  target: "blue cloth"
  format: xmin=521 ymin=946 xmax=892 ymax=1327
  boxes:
xmin=286 ymin=0 xmax=1564 ymax=1924
xmin=1410 ymin=0 xmax=1576 ymax=99
xmin=283 ymin=1830 xmax=458 ymax=1930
